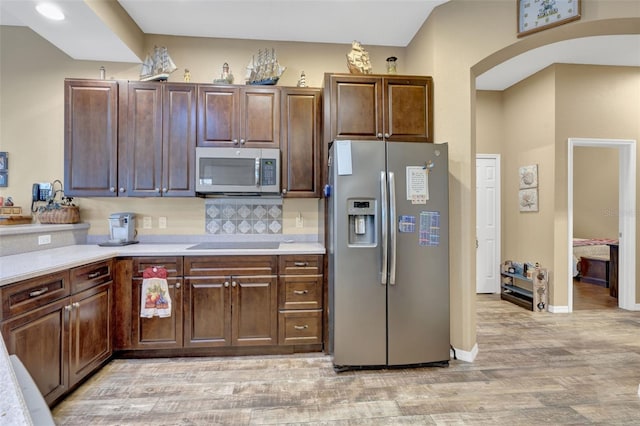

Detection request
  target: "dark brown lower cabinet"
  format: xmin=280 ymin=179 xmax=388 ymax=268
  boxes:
xmin=1 ymin=298 xmax=69 ymax=405
xmin=131 ymin=277 xmax=183 ymax=349
xmin=68 ymin=282 xmax=113 ymax=388
xmin=184 ymin=256 xmax=278 ymax=348
xmin=1 ymin=263 xmax=113 ymax=407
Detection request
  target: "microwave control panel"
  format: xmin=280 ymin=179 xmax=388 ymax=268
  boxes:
xmin=261 ymin=159 xmax=277 ymax=186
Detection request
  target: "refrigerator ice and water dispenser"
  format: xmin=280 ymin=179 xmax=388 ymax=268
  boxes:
xmin=347 ymin=199 xmax=376 ymax=246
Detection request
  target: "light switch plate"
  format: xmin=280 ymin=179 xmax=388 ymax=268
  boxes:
xmin=159 ymin=217 xmax=167 ymax=229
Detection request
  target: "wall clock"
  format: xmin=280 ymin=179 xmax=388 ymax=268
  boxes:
xmin=517 ymin=0 xmax=581 ymax=37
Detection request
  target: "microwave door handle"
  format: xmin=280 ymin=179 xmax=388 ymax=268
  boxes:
xmin=255 ymin=158 xmax=260 ymax=187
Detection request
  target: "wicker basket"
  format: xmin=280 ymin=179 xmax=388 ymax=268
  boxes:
xmin=38 ymin=206 xmax=80 ymax=224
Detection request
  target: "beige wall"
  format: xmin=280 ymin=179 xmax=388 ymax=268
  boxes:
xmin=573 ymin=147 xmax=619 ymax=239
xmin=1 ymin=0 xmax=639 ymax=356
xmin=476 ymin=91 xmax=503 ymax=154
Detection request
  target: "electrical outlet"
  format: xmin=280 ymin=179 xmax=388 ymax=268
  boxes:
xmin=143 ymin=216 xmax=152 ymax=229
xmin=295 ymin=213 xmax=303 ymax=228
xmin=159 ymin=217 xmax=167 ymax=229
xmin=38 ymin=234 xmax=51 ymax=245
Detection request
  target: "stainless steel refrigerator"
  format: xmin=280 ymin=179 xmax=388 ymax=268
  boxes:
xmin=328 ymin=140 xmax=449 ymax=371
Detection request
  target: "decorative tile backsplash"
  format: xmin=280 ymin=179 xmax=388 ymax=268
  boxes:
xmin=205 ymin=198 xmax=282 ymax=235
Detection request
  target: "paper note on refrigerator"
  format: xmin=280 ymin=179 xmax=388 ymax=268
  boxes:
xmin=406 ymin=166 xmax=429 ymax=204
xmin=336 ymin=141 xmax=353 ymax=175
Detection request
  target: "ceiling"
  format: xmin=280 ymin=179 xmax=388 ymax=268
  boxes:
xmin=0 ymin=0 xmax=638 ymax=90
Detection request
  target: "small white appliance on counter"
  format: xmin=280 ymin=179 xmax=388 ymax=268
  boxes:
xmin=99 ymin=212 xmax=138 ymax=246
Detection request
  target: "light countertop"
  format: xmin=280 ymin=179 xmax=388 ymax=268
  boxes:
xmin=0 ymin=242 xmax=325 ymax=287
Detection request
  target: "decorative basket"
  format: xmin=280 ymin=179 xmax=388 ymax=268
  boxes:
xmin=38 ymin=206 xmax=80 ymax=224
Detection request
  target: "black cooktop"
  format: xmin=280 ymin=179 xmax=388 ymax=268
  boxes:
xmin=186 ymin=241 xmax=280 ymax=250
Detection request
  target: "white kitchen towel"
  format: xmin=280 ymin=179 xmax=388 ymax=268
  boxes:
xmin=140 ymin=276 xmax=172 ymax=318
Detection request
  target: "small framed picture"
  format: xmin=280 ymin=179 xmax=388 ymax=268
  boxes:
xmin=519 ymin=188 xmax=538 ymax=212
xmin=0 ymin=172 xmax=7 ymax=187
xmin=0 ymin=152 xmax=7 ymax=171
xmin=519 ymin=164 xmax=538 ymax=189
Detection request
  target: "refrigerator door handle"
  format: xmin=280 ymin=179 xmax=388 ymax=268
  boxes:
xmin=380 ymin=171 xmax=388 ymax=285
xmin=389 ymin=171 xmax=397 ymax=285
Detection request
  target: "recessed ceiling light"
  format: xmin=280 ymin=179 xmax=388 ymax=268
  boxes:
xmin=35 ymin=3 xmax=65 ymax=21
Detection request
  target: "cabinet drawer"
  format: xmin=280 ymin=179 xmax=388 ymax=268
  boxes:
xmin=278 ymin=275 xmax=322 ymax=310
xmin=279 ymin=255 xmax=323 ymax=275
xmin=132 ymin=257 xmax=183 ymax=277
xmin=1 ymin=271 xmax=70 ymax=320
xmin=70 ymin=259 xmax=113 ymax=294
xmin=278 ymin=310 xmax=322 ymax=345
xmin=185 ymin=256 xmax=276 ymax=276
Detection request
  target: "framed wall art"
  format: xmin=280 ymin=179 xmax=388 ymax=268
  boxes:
xmin=517 ymin=0 xmax=581 ymax=38
xmin=519 ymin=164 xmax=538 ymax=189
xmin=519 ymin=188 xmax=538 ymax=212
xmin=0 ymin=152 xmax=7 ymax=188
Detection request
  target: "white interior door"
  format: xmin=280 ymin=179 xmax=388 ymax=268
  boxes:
xmin=476 ymin=154 xmax=501 ymax=293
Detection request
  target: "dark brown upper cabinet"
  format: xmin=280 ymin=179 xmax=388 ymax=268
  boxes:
xmin=197 ymin=85 xmax=280 ymax=148
xmin=64 ymin=79 xmax=119 ymax=196
xmin=324 ymin=74 xmax=433 ymax=143
xmin=120 ymin=82 xmax=197 ymax=197
xmin=280 ymin=87 xmax=322 ymax=197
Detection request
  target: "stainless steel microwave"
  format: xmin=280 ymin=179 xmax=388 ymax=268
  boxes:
xmin=195 ymin=147 xmax=280 ymax=194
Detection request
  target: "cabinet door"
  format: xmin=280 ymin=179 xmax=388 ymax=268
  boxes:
xmin=231 ymin=276 xmax=278 ymax=346
xmin=64 ymin=79 xmax=119 ymax=196
xmin=68 ymin=281 xmax=112 ymax=387
xmin=1 ymin=298 xmax=69 ymax=406
xmin=281 ymin=88 xmax=321 ymax=197
xmin=240 ymin=87 xmax=280 ymax=148
xmin=163 ymin=83 xmax=197 ymax=196
xmin=123 ymin=82 xmax=163 ymax=197
xmin=197 ymin=85 xmax=239 ymax=146
xmin=326 ymin=74 xmax=383 ymax=141
xmin=183 ymin=277 xmax=230 ymax=347
xmin=384 ymin=77 xmax=433 ymax=142
xmin=132 ymin=277 xmax=183 ymax=349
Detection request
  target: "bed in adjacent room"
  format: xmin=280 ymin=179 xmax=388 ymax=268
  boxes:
xmin=572 ymin=237 xmax=618 ymax=287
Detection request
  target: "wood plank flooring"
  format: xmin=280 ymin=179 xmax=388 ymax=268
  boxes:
xmin=52 ymin=294 xmax=640 ymax=425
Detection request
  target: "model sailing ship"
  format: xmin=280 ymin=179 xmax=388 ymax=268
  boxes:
xmin=245 ymin=48 xmax=286 ymax=85
xmin=140 ymin=46 xmax=177 ymax=81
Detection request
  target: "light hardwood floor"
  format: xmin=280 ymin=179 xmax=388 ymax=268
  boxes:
xmin=53 ymin=294 xmax=640 ymax=425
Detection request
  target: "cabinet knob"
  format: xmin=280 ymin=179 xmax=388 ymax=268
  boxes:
xmin=72 ymin=302 xmax=80 ymax=309
xmin=232 ymin=281 xmax=237 ymax=287
xmin=281 ymin=188 xmax=287 ymax=195
xmin=162 ymin=188 xmax=167 ymax=193
xmin=377 ymin=133 xmax=383 ymax=139
xmin=240 ymin=139 xmax=245 ymax=145
xmin=119 ymin=187 xmax=125 ymax=193
xmin=65 ymin=305 xmax=73 ymax=312
xmin=293 ymin=290 xmax=308 ymax=295
xmin=384 ymin=133 xmax=390 ymax=138
xmin=110 ymin=187 xmax=116 ymax=193
xmin=233 ymin=139 xmax=238 ymax=145
xmin=175 ymin=282 xmax=181 ymax=289
xmin=155 ymin=188 xmax=161 ymax=193
xmin=224 ymin=281 xmax=230 ymax=287
xmin=293 ymin=325 xmax=309 ymax=330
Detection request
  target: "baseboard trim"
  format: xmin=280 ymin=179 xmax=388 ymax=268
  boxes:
xmin=548 ymin=304 xmax=569 ymax=313
xmin=451 ymin=343 xmax=478 ymax=363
